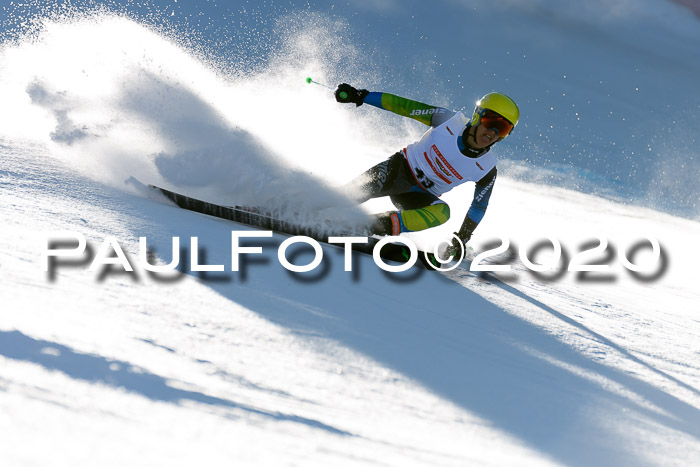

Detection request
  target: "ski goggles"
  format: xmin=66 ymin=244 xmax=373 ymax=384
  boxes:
xmin=477 ymin=109 xmax=515 ymax=139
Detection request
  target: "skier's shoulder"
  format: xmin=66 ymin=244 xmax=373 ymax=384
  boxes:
xmin=430 ymin=109 xmax=467 ymax=127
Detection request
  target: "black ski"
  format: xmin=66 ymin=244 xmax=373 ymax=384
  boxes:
xmin=149 ymin=184 xmax=438 ymax=267
xmin=152 ymin=184 xmax=325 ymax=239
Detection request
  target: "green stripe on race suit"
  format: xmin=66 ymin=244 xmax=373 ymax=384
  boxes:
xmin=399 ymin=203 xmax=450 ymax=232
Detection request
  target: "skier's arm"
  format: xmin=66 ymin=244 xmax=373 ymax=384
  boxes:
xmin=334 ymin=83 xmax=453 ymax=127
xmin=363 ymin=92 xmax=454 ymax=127
xmin=456 ymin=167 xmax=497 ymax=243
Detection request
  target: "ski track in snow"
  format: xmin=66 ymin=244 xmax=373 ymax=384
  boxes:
xmin=1 ymin=4 xmax=700 ymax=467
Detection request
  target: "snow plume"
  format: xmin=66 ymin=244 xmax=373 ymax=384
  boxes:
xmin=0 ymin=11 xmax=403 ymax=230
xmin=644 ymin=143 xmax=700 ymax=221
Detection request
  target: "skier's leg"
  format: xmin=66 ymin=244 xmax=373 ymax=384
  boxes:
xmin=394 ymin=198 xmax=451 ymax=232
xmin=342 ymin=152 xmax=450 ymax=236
xmin=373 ymin=191 xmax=451 ymax=236
xmin=341 ymin=152 xmax=416 ymax=204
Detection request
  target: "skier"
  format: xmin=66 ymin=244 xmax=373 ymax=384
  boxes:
xmin=334 ymin=83 xmax=520 ymax=255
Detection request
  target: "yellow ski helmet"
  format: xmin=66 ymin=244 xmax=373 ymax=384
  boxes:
xmin=471 ymin=92 xmax=520 ymax=140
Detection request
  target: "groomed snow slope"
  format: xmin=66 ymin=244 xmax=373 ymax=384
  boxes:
xmin=3 ymin=133 xmax=700 ymax=467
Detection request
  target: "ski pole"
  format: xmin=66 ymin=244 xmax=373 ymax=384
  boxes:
xmin=306 ymin=77 xmax=346 ymax=99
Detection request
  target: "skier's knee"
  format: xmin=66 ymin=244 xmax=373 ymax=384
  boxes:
xmin=399 ymin=202 xmax=450 ymax=232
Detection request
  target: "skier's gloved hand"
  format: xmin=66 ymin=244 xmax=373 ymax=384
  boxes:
xmin=443 ymin=230 xmax=472 ymax=259
xmin=335 ymin=83 xmax=369 ymax=106
xmin=452 ymin=216 xmax=477 ymax=256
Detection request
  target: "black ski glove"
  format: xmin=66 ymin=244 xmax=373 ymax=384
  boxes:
xmin=335 ymin=83 xmax=369 ymax=106
xmin=445 ymin=217 xmax=477 ymax=258
xmin=448 ymin=231 xmax=471 ymax=256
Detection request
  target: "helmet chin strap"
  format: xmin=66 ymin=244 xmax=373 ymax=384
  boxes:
xmin=459 ymin=123 xmax=492 ymax=158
